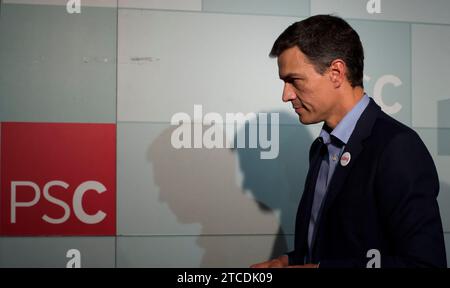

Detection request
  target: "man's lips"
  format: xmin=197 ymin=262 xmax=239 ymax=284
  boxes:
xmin=292 ymin=103 xmax=303 ymax=109
xmin=293 ymin=105 xmax=307 ymax=115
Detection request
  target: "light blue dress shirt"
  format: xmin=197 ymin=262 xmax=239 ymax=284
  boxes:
xmin=307 ymin=94 xmax=370 ymax=257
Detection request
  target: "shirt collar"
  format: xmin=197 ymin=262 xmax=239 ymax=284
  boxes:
xmin=319 ymin=93 xmax=370 ymax=145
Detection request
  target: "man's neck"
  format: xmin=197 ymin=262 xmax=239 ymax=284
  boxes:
xmin=325 ymin=86 xmax=365 ymax=129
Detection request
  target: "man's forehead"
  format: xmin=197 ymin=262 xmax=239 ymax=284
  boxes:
xmin=278 ymin=46 xmax=303 ymax=60
xmin=277 ymin=47 xmax=312 ymax=77
xmin=278 ymin=55 xmax=301 ymax=77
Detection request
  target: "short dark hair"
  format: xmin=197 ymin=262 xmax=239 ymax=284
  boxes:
xmin=270 ymin=15 xmax=364 ymax=88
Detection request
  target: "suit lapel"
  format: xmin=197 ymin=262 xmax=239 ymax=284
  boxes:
xmin=311 ymin=98 xmax=381 ymax=259
xmin=293 ymin=137 xmax=325 ymax=261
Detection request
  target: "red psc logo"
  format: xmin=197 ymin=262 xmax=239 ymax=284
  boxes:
xmin=0 ymin=122 xmax=116 ymax=236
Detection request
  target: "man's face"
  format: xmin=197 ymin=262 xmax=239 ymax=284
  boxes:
xmin=277 ymin=46 xmax=337 ymax=125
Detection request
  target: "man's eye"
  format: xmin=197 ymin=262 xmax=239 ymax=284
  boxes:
xmin=293 ymin=79 xmax=303 ymax=86
xmin=286 ymin=78 xmax=300 ymax=84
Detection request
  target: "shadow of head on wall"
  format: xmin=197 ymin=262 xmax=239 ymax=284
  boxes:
xmin=234 ymin=111 xmax=312 ymax=258
xmin=147 ymin=110 xmax=313 ymax=265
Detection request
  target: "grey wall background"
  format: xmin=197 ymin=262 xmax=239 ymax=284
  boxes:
xmin=0 ymin=0 xmax=449 ymax=267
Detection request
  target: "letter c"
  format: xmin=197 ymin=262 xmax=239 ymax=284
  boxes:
xmin=374 ymin=74 xmax=402 ymax=115
xmin=73 ymin=181 xmax=107 ymax=224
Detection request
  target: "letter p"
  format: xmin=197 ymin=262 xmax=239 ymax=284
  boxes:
xmin=10 ymin=181 xmax=40 ymax=223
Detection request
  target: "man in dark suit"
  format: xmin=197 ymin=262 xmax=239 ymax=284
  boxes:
xmin=251 ymin=15 xmax=447 ymax=268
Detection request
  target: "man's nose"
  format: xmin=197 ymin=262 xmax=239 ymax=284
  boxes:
xmin=282 ymin=83 xmax=296 ymax=102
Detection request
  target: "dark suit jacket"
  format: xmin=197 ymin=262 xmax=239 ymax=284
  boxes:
xmin=288 ymin=98 xmax=447 ymax=268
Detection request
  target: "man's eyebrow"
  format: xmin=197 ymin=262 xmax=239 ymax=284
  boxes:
xmin=279 ymin=73 xmax=303 ymax=81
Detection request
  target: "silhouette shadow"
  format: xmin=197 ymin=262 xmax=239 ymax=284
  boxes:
xmin=235 ymin=111 xmax=313 ymax=259
xmin=147 ymin=111 xmax=313 ymax=266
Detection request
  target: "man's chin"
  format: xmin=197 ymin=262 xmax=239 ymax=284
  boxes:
xmin=298 ymin=115 xmax=319 ymax=125
xmin=298 ymin=114 xmax=309 ymax=124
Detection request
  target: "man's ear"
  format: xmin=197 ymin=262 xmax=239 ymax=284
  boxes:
xmin=328 ymin=59 xmax=346 ymax=88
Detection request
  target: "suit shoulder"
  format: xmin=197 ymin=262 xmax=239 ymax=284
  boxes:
xmin=370 ymin=110 xmax=421 ymax=146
